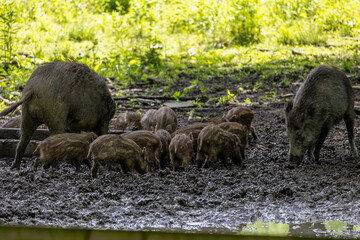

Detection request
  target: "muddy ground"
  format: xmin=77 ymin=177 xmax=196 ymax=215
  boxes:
xmin=1 ymin=67 xmax=360 ymax=237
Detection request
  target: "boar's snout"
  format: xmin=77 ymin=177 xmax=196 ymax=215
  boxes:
xmin=288 ymin=154 xmax=303 ymax=169
xmin=132 ymin=125 xmax=139 ymax=131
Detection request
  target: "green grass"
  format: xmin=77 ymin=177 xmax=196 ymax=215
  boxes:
xmin=0 ymin=0 xmax=360 ymax=111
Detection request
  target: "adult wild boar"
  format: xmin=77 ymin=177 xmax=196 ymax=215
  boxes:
xmin=285 ymin=65 xmax=358 ymax=167
xmin=0 ymin=61 xmax=116 ymax=169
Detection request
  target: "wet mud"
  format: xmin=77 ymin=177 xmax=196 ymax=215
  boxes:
xmin=1 ymin=103 xmax=360 ymax=237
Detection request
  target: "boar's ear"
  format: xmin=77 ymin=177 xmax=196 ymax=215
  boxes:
xmin=90 ymin=132 xmax=98 ymax=140
xmin=285 ymin=101 xmax=293 ymax=115
xmin=230 ymin=115 xmax=237 ymax=122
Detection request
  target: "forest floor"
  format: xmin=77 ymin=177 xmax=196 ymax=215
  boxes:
xmin=1 ymin=67 xmax=360 ymax=238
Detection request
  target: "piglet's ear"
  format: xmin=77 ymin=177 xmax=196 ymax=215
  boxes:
xmin=285 ymin=101 xmax=293 ymax=114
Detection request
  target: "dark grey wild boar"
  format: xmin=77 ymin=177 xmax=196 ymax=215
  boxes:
xmin=153 ymin=106 xmax=178 ymax=134
xmin=169 ymin=133 xmax=194 ymax=171
xmin=32 ymin=132 xmax=98 ymax=171
xmin=197 ymin=124 xmax=243 ymax=169
xmin=122 ymin=130 xmax=162 ymax=170
xmin=285 ymin=65 xmax=358 ymax=167
xmin=140 ymin=109 xmax=156 ymax=130
xmin=114 ymin=112 xmax=142 ymax=131
xmin=171 ymin=122 xmax=213 ymax=154
xmin=88 ymin=134 xmax=149 ymax=178
xmin=154 ymin=129 xmax=172 ymax=168
xmin=218 ymin=122 xmax=247 ymax=160
xmin=0 ymin=61 xmax=116 ymax=170
xmin=225 ymin=107 xmax=257 ymax=140
xmin=1 ymin=116 xmax=47 ymax=129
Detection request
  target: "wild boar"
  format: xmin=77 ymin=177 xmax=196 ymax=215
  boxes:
xmin=0 ymin=61 xmax=116 ymax=170
xmin=285 ymin=65 xmax=358 ymax=167
xmin=153 ymin=107 xmax=178 ymax=133
xmin=140 ymin=109 xmax=156 ymax=131
xmin=218 ymin=121 xmax=247 ymax=160
xmin=88 ymin=134 xmax=149 ymax=178
xmin=114 ymin=112 xmax=142 ymax=131
xmin=32 ymin=132 xmax=98 ymax=171
xmin=196 ymin=125 xmax=243 ymax=169
xmin=171 ymin=122 xmax=213 ymax=153
xmin=154 ymin=129 xmax=172 ymax=168
xmin=169 ymin=133 xmax=194 ymax=171
xmin=225 ymin=107 xmax=257 ymax=140
xmin=122 ymin=130 xmax=162 ymax=170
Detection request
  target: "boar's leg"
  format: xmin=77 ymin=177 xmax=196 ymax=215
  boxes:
xmin=83 ymin=158 xmax=91 ymax=170
xmin=91 ymin=158 xmax=100 ymax=179
xmin=220 ymin=153 xmax=229 ymax=166
xmin=95 ymin=118 xmax=110 ymax=136
xmin=313 ymin=124 xmax=331 ymax=163
xmin=11 ymin=114 xmax=38 ymax=170
xmin=307 ymin=144 xmax=315 ymax=163
xmin=250 ymin=126 xmax=258 ymax=140
xmin=232 ymin=153 xmax=243 ymax=166
xmin=344 ymin=112 xmax=359 ymax=158
xmin=154 ymin=155 xmax=161 ymax=170
xmin=32 ymin=158 xmax=40 ymax=171
xmin=74 ymin=158 xmax=81 ymax=172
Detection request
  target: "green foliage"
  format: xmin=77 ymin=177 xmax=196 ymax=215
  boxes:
xmin=218 ymin=89 xmax=237 ymax=105
xmin=226 ymin=0 xmax=261 ymax=45
xmin=103 ymin=0 xmax=131 ymax=14
xmin=0 ymin=0 xmax=18 ymax=62
xmin=0 ymin=0 xmax=359 ymax=110
xmin=163 ymin=0 xmax=261 ymax=46
xmin=278 ymin=23 xmax=327 ymax=46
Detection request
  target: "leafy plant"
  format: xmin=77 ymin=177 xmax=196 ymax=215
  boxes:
xmin=0 ymin=0 xmax=18 ymax=63
xmin=218 ymin=89 xmax=237 ymax=105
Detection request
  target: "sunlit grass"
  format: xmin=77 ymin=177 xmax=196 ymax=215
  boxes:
xmin=0 ymin=0 xmax=360 ymax=112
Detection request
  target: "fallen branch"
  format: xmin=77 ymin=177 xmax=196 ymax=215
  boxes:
xmin=292 ymin=49 xmax=308 ymax=55
xmin=114 ymin=95 xmax=197 ymax=101
xmin=0 ymin=96 xmax=12 ymax=104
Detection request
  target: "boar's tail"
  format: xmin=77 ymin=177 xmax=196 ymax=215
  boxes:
xmin=0 ymin=92 xmax=32 ymax=116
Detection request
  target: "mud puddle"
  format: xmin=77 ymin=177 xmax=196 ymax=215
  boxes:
xmin=1 ymin=104 xmax=360 ymax=239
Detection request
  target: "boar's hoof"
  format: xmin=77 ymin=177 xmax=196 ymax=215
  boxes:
xmin=287 ymin=155 xmax=302 ymax=169
xmin=10 ymin=160 xmax=21 ymax=170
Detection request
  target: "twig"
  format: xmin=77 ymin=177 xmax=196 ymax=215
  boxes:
xmin=292 ymin=49 xmax=308 ymax=55
xmin=0 ymin=96 xmax=12 ymax=104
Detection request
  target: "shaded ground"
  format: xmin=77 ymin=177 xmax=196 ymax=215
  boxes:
xmin=1 ymin=68 xmax=360 ymax=238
